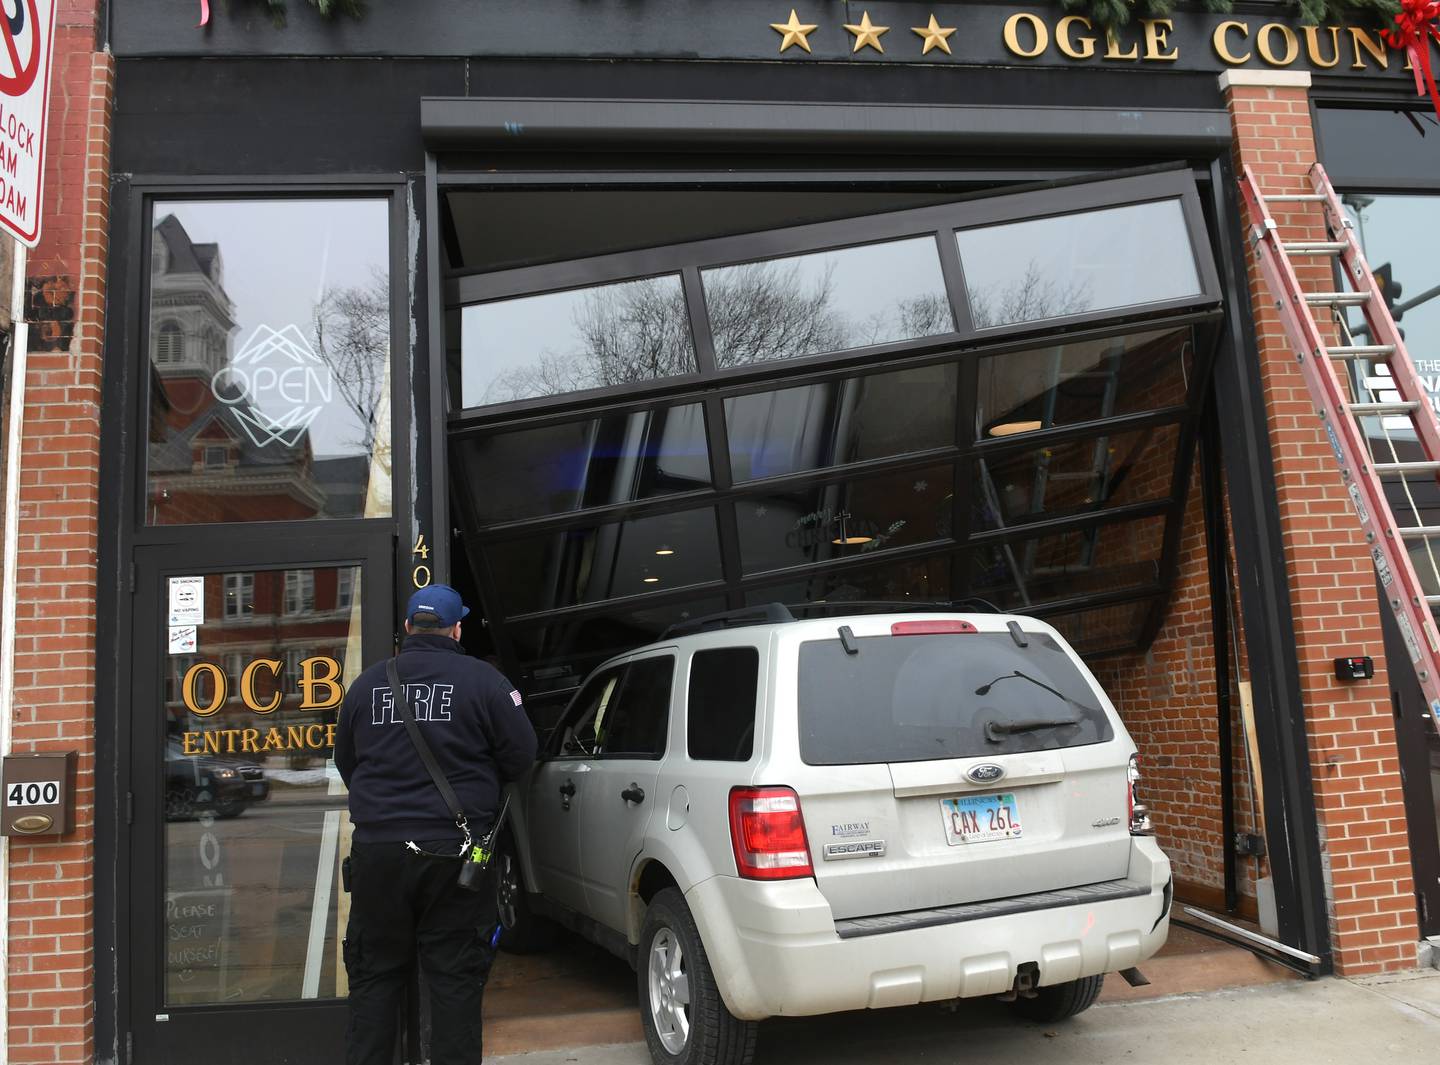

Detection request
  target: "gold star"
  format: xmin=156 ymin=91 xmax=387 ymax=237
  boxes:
xmin=770 ymin=9 xmax=818 ymax=53
xmin=844 ymin=11 xmax=889 ymax=53
xmin=912 ymin=15 xmax=956 ymax=55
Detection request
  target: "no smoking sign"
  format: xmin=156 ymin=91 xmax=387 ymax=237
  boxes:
xmin=0 ymin=0 xmax=54 ymax=246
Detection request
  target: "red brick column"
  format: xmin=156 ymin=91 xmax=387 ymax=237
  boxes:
xmin=1222 ymin=69 xmax=1418 ymax=975
xmin=5 ymin=0 xmax=111 ymax=1059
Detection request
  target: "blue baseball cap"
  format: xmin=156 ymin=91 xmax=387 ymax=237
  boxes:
xmin=405 ymin=584 xmax=471 ymax=628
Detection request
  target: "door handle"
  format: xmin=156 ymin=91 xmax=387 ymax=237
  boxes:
xmin=559 ymin=779 xmax=575 ymax=810
xmin=621 ymin=783 xmax=646 ymax=805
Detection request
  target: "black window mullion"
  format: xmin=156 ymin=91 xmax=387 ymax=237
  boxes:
xmin=736 ymin=540 xmax=960 ymax=592
xmin=952 ymin=351 xmax=980 ymax=601
xmin=684 ymin=265 xmax=718 ymax=376
xmin=970 ymin=406 xmax=1190 ymax=459
xmin=701 ymin=395 xmax=746 ymax=611
xmin=505 ymin=580 xmax=732 ymax=627
xmin=966 ymin=498 xmax=1173 ymax=547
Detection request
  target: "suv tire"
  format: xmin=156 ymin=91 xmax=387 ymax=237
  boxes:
xmin=1011 ymin=973 xmax=1105 ymax=1023
xmin=638 ymin=888 xmax=757 ymax=1065
xmin=493 ymin=833 xmax=559 ymax=954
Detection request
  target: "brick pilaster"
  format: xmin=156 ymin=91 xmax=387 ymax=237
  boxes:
xmin=1222 ymin=69 xmax=1418 ymax=975
xmin=5 ymin=6 xmax=111 ymax=1060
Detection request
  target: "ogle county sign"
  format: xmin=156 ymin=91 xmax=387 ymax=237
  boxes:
xmin=0 ymin=0 xmax=55 ymax=247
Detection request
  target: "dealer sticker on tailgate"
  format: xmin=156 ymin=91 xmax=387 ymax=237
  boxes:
xmin=941 ymin=793 xmax=1021 ymax=845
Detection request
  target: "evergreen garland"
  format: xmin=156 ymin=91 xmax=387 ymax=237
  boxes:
xmin=240 ymin=0 xmax=365 ymax=26
xmin=1062 ymin=0 xmax=1401 ymax=34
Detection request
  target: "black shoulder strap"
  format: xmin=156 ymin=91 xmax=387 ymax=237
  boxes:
xmin=386 ymin=657 xmax=468 ymax=835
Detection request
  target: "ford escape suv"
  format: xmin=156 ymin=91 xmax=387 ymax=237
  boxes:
xmin=498 ymin=605 xmax=1170 ymax=1065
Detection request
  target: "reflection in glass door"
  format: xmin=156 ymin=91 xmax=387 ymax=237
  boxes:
xmin=132 ymin=545 xmax=392 ymax=1065
xmin=163 ymin=565 xmax=362 ymax=1004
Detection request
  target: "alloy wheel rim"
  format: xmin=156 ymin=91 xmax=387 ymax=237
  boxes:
xmin=496 ymin=852 xmax=520 ymax=930
xmin=647 ymin=927 xmax=691 ymax=1055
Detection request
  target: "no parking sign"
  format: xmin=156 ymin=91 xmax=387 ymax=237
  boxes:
xmin=0 ymin=0 xmax=55 ymax=247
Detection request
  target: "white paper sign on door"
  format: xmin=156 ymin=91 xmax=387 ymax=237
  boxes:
xmin=167 ymin=576 xmax=205 ymax=626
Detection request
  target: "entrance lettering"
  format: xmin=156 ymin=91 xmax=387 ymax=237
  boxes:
xmin=181 ymin=723 xmax=338 ymax=756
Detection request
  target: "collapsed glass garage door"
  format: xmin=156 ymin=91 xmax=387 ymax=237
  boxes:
xmin=444 ymin=169 xmax=1224 ymax=700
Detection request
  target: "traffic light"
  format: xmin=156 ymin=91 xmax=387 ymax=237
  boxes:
xmin=1375 ymin=262 xmax=1404 ymax=322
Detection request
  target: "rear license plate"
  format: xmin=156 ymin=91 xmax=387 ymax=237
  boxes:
xmin=941 ymin=793 xmax=1021 ymax=845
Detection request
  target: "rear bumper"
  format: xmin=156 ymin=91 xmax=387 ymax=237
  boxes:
xmin=685 ymin=836 xmax=1170 ymax=1021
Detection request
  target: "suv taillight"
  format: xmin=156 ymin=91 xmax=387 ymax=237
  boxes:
xmin=728 ymin=786 xmax=814 ymax=880
xmin=1128 ymin=753 xmax=1153 ymax=835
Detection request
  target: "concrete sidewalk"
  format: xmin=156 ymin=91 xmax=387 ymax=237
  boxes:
xmin=489 ymin=971 xmax=1440 ymax=1064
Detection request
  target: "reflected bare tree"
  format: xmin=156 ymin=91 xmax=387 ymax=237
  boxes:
xmin=968 ymin=263 xmax=1092 ymax=329
xmin=706 ymin=260 xmax=848 ymax=367
xmin=850 ymin=292 xmax=954 ymax=348
xmin=576 ymin=278 xmax=694 ymax=384
xmin=312 ymin=274 xmax=390 ymax=453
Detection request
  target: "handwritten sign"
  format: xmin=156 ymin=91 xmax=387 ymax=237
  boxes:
xmin=166 ymin=888 xmax=231 ymax=998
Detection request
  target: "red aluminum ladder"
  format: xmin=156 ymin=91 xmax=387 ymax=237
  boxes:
xmin=1240 ymin=162 xmax=1440 ymax=736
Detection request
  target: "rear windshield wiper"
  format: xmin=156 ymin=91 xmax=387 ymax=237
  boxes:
xmin=984 ymin=717 xmax=1081 ymax=743
xmin=974 ymin=669 xmax=1100 ymax=714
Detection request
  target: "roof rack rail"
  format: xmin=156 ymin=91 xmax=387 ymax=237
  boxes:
xmin=659 ymin=597 xmax=1003 ymax=639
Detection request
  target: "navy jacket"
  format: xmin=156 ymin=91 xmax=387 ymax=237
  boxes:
xmin=335 ymin=634 xmax=538 ymax=843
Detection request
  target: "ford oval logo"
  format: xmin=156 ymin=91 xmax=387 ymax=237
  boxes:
xmin=967 ymin=763 xmax=1005 ymax=784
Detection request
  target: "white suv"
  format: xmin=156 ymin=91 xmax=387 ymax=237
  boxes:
xmin=497 ymin=606 xmax=1171 ymax=1065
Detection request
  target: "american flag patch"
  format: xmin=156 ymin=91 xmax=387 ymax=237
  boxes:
xmin=510 ymin=690 xmax=523 ymax=707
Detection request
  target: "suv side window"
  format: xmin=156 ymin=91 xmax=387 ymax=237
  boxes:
xmin=687 ymin=647 xmax=759 ymax=762
xmin=552 ymin=666 xmax=625 ymax=758
xmin=600 ymin=656 xmax=674 ymax=759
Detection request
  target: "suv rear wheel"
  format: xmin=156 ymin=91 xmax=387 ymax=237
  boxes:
xmin=1011 ymin=973 xmax=1105 ymax=1023
xmin=638 ymin=888 xmax=757 ymax=1065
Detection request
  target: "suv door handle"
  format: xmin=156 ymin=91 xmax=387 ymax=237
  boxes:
xmin=621 ymin=783 xmax=646 ymax=805
xmin=558 ymin=779 xmax=575 ymax=810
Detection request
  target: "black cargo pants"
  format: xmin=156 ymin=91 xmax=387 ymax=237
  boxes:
xmin=344 ymin=840 xmax=497 ymax=1065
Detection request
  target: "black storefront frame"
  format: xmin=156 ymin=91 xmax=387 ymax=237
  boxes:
xmin=95 ymin=174 xmax=424 ymax=1063
xmin=87 ymin=88 xmax=1341 ymax=1064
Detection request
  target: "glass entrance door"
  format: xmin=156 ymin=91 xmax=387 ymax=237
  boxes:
xmin=128 ymin=538 xmax=393 ymax=1065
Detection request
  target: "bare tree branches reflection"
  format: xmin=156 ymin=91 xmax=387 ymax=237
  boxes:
xmin=477 ymin=258 xmax=960 ymax=404
xmin=313 ymin=273 xmax=390 ymax=455
xmin=967 ymin=262 xmax=1093 ymax=329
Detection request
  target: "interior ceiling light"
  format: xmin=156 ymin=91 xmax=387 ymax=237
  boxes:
xmin=831 ymin=511 xmax=874 ymax=546
xmin=643 ymin=576 xmax=661 ymax=583
xmin=655 ymin=545 xmax=675 ymax=556
xmin=988 ymin=420 xmax=1044 ymax=438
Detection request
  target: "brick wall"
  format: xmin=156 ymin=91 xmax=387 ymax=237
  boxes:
xmin=1220 ymin=70 xmax=1418 ymax=975
xmin=1092 ymin=464 xmax=1264 ymax=914
xmin=5 ymin=0 xmax=111 ymax=1059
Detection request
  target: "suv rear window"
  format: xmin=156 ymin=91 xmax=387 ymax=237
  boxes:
xmin=797 ymin=631 xmax=1114 ymax=765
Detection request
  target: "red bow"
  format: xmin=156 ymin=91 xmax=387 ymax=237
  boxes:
xmin=1383 ymin=0 xmax=1440 ymax=119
